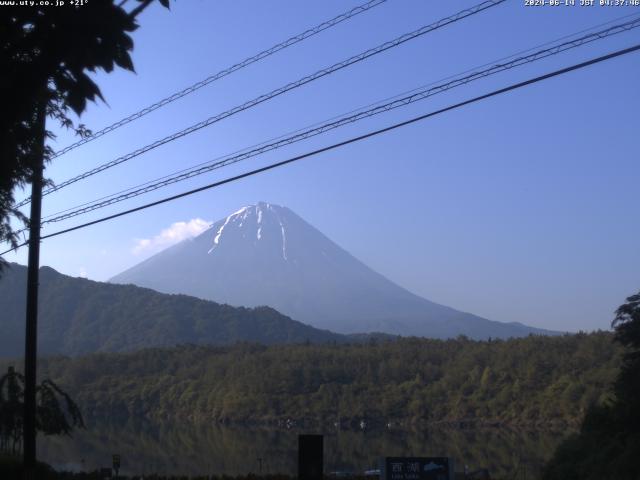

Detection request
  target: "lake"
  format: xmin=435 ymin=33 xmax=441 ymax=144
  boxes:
xmin=38 ymin=420 xmax=570 ymax=478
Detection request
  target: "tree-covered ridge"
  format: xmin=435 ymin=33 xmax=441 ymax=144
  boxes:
xmin=16 ymin=332 xmax=620 ymax=428
xmin=543 ymin=292 xmax=640 ymax=479
xmin=0 ymin=264 xmax=344 ymax=357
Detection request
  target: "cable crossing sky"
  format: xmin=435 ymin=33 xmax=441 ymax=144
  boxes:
xmin=49 ymin=0 xmax=389 ymax=160
xmin=39 ymin=16 xmax=640 ymax=225
xmin=39 ymin=10 xmax=640 ymax=223
xmin=4 ymin=42 xmax=639 ymax=257
xmin=14 ymin=0 xmax=506 ymax=209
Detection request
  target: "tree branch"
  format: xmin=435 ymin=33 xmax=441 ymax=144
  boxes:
xmin=127 ymin=0 xmax=154 ymax=19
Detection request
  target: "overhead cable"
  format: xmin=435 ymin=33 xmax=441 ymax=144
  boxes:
xmin=49 ymin=0 xmax=389 ymax=159
xmin=4 ymin=41 xmax=638 ymax=256
xmin=40 ymin=16 xmax=640 ymax=225
xmin=14 ymin=0 xmax=505 ymax=208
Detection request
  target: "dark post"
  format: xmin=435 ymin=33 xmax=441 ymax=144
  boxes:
xmin=298 ymin=434 xmax=323 ymax=480
xmin=23 ymin=101 xmax=46 ymax=479
xmin=113 ymin=454 xmax=121 ymax=479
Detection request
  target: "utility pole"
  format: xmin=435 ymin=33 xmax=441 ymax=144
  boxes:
xmin=23 ymin=100 xmax=46 ymax=480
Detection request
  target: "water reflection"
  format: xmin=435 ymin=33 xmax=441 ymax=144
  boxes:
xmin=38 ymin=420 xmax=570 ymax=478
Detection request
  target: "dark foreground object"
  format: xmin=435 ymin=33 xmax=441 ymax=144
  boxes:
xmin=542 ymin=292 xmax=640 ymax=480
xmin=299 ymin=434 xmax=324 ymax=480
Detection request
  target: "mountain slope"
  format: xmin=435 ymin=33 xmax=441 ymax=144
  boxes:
xmin=111 ymin=202 xmax=556 ymax=339
xmin=0 ymin=263 xmax=345 ymax=357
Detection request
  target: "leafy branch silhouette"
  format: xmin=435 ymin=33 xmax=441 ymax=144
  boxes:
xmin=0 ymin=367 xmax=84 ymax=455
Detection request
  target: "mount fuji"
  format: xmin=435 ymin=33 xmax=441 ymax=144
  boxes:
xmin=110 ymin=202 xmax=555 ymax=339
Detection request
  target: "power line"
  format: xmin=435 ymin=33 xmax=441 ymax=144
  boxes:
xmin=43 ymin=10 xmax=639 ymax=223
xmin=14 ymin=0 xmax=505 ymax=208
xmin=49 ymin=0 xmax=389 ymax=159
xmin=38 ymin=8 xmax=638 ymax=223
xmin=22 ymin=8 xmax=639 ymax=220
xmin=349 ymin=10 xmax=640 ymax=111
xmin=39 ymin=16 xmax=640 ymax=225
xmin=4 ymin=42 xmax=638 ymax=256
xmin=41 ymin=15 xmax=640 ymax=222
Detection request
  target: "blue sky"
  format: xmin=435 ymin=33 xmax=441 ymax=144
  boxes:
xmin=5 ymin=0 xmax=640 ymax=332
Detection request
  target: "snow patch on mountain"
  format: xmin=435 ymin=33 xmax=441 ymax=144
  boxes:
xmin=209 ymin=206 xmax=250 ymax=253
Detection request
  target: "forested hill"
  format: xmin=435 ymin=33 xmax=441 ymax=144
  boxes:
xmin=0 ymin=263 xmax=344 ymax=356
xmin=18 ymin=332 xmax=621 ymax=428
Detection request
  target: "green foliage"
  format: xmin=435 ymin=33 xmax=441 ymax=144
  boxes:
xmin=543 ymin=292 xmax=640 ymax=480
xmin=0 ymin=367 xmax=85 ymax=455
xmin=5 ymin=332 xmax=619 ymax=429
xmin=0 ymin=368 xmax=23 ymax=454
xmin=0 ymin=264 xmax=344 ymax=357
xmin=612 ymin=292 xmax=640 ymax=413
xmin=0 ymin=1 xmax=170 ymax=267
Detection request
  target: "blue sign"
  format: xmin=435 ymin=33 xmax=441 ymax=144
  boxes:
xmin=382 ymin=457 xmax=453 ymax=480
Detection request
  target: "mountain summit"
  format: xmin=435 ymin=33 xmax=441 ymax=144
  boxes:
xmin=111 ymin=202 xmax=554 ymax=339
